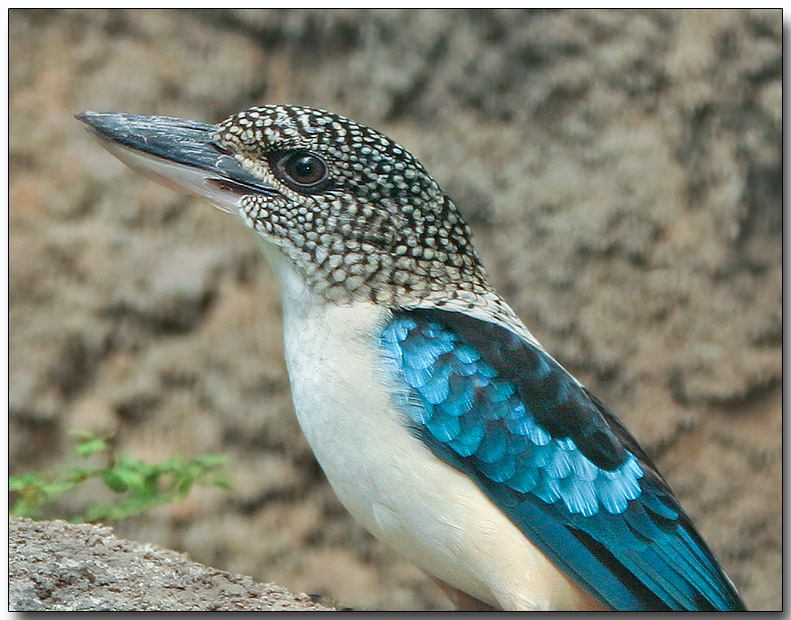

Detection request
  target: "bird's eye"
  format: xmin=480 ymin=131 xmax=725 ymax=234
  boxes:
xmin=273 ymin=150 xmax=331 ymax=193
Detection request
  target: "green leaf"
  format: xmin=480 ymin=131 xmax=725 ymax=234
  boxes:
xmin=74 ymin=437 xmax=108 ymax=458
xmin=113 ymin=468 xmax=147 ymax=496
xmin=174 ymin=472 xmax=194 ymax=495
xmin=10 ymin=427 xmax=234 ymax=523
xmin=101 ymin=470 xmax=128 ymax=493
xmin=41 ymin=480 xmax=77 ymax=497
xmin=9 ymin=472 xmax=44 ymax=490
xmin=143 ymin=472 xmax=160 ymax=497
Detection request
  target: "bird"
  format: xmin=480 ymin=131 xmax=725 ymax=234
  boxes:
xmin=76 ymin=105 xmax=746 ymax=611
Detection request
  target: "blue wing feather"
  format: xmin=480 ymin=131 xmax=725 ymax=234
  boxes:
xmin=380 ymin=309 xmax=745 ymax=611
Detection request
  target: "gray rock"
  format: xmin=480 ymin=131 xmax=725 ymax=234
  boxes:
xmin=9 ymin=516 xmax=334 ymax=611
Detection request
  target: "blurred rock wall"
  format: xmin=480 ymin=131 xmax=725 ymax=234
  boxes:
xmin=9 ymin=9 xmax=781 ymax=610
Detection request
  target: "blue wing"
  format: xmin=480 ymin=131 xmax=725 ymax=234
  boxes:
xmin=380 ymin=309 xmax=745 ymax=611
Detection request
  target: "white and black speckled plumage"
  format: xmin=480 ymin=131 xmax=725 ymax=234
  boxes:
xmin=213 ymin=106 xmax=534 ymax=338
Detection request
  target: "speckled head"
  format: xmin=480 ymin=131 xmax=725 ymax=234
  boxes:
xmin=77 ymin=105 xmax=492 ymax=308
xmin=211 ymin=105 xmax=489 ymax=306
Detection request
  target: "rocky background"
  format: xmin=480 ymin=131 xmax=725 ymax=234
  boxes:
xmin=9 ymin=9 xmax=781 ymax=610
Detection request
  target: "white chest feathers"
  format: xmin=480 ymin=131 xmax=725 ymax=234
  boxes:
xmin=265 ymin=245 xmax=598 ymax=610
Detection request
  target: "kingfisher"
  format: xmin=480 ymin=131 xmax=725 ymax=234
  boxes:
xmin=77 ymin=105 xmax=746 ymax=611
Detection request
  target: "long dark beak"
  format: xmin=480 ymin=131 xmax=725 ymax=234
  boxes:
xmin=76 ymin=112 xmax=279 ymax=210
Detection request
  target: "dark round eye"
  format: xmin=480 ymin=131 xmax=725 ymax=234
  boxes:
xmin=274 ymin=150 xmax=330 ymax=192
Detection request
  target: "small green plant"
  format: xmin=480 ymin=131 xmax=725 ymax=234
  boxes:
xmin=9 ymin=429 xmax=232 ymax=522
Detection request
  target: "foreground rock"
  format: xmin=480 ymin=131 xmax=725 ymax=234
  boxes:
xmin=9 ymin=516 xmax=335 ymax=611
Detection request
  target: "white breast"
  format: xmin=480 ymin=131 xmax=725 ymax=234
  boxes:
xmin=260 ymin=243 xmax=599 ymax=610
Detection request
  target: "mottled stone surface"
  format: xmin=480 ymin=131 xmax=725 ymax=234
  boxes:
xmin=9 ymin=517 xmax=334 ymax=611
xmin=9 ymin=9 xmax=780 ymax=610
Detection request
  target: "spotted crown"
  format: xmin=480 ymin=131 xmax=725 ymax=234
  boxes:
xmin=212 ymin=105 xmax=491 ymax=307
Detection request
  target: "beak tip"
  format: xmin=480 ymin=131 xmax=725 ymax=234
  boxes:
xmin=75 ymin=110 xmax=101 ymax=123
xmin=75 ymin=111 xmax=119 ymax=140
xmin=75 ymin=111 xmax=92 ymax=127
